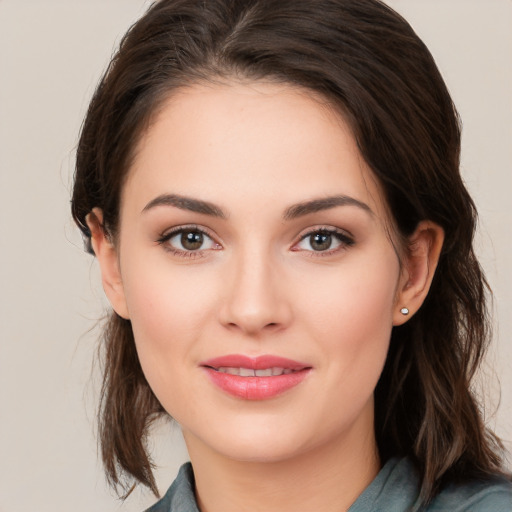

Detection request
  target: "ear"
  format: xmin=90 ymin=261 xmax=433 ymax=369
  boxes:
xmin=393 ymin=221 xmax=444 ymax=326
xmin=86 ymin=208 xmax=130 ymax=319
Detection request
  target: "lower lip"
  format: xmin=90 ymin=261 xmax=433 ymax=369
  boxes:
xmin=203 ymin=368 xmax=311 ymax=400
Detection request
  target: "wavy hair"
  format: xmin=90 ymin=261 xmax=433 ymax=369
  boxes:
xmin=71 ymin=0 xmax=508 ymax=503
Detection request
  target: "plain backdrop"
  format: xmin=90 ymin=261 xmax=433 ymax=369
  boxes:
xmin=0 ymin=1 xmax=510 ymax=511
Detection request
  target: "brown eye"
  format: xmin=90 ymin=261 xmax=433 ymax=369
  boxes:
xmin=310 ymin=232 xmax=332 ymax=251
xmin=159 ymin=227 xmax=219 ymax=254
xmin=294 ymin=228 xmax=354 ymax=254
xmin=181 ymin=230 xmax=204 ymax=250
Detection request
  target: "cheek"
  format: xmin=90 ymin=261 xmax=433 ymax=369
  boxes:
xmin=310 ymin=265 xmax=398 ymax=434
xmin=123 ymin=244 xmax=216 ymax=324
xmin=294 ymin=251 xmax=399 ymax=381
xmin=298 ymin=250 xmax=398 ymax=332
xmin=119 ymin=253 xmax=219 ymax=383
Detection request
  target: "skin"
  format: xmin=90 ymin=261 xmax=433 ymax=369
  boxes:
xmin=88 ymin=82 xmax=444 ymax=512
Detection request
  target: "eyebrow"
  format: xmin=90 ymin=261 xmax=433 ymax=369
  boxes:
xmin=142 ymin=194 xmax=227 ymax=218
xmin=141 ymin=193 xmax=373 ymax=220
xmin=283 ymin=195 xmax=373 ymax=220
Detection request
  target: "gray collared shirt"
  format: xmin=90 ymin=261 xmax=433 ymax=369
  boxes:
xmin=146 ymin=457 xmax=512 ymax=512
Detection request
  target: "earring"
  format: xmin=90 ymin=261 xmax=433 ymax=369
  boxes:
xmin=400 ymin=307 xmax=409 ymax=315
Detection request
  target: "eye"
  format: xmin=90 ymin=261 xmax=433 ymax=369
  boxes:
xmin=293 ymin=229 xmax=354 ymax=254
xmin=158 ymin=226 xmax=220 ymax=255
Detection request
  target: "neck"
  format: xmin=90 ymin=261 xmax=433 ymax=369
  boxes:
xmin=184 ymin=412 xmax=380 ymax=512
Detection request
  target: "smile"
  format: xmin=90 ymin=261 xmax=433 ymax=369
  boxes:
xmin=200 ymin=355 xmax=311 ymax=400
xmin=212 ymin=367 xmax=298 ymax=377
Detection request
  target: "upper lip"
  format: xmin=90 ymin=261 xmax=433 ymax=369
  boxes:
xmin=200 ymin=354 xmax=310 ymax=371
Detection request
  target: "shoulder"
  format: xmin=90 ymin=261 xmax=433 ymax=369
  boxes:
xmin=144 ymin=462 xmax=199 ymax=512
xmin=350 ymin=457 xmax=512 ymax=512
xmin=427 ymin=476 xmax=512 ymax=512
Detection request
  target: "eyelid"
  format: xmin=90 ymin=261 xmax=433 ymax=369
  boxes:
xmin=295 ymin=225 xmax=354 ymax=242
xmin=158 ymin=223 xmax=212 ymax=239
xmin=155 ymin=224 xmax=354 ymax=258
xmin=291 ymin=226 xmax=355 ymax=255
xmin=156 ymin=224 xmax=222 ymax=256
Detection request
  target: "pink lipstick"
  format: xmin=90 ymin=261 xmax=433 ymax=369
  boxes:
xmin=200 ymin=354 xmax=311 ymax=400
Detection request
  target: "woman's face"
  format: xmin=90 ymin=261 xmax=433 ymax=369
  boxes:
xmin=106 ymin=82 xmax=408 ymax=463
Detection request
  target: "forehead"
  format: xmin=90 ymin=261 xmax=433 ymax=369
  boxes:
xmin=123 ymin=81 xmax=388 ymax=220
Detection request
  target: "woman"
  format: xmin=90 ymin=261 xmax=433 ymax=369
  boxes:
xmin=71 ymin=0 xmax=512 ymax=510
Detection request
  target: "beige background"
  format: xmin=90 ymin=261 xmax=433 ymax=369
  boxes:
xmin=0 ymin=1 xmax=510 ymax=510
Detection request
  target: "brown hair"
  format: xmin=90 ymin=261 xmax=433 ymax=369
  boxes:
xmin=71 ymin=0 xmax=509 ymax=503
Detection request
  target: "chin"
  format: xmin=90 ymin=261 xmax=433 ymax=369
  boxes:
xmin=186 ymin=416 xmax=329 ymax=466
xmin=219 ymin=439 xmax=310 ymax=464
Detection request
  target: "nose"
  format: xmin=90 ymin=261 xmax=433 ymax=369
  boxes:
xmin=218 ymin=247 xmax=293 ymax=336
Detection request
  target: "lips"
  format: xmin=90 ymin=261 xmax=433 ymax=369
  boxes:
xmin=215 ymin=367 xmax=297 ymax=377
xmin=200 ymin=354 xmax=311 ymax=400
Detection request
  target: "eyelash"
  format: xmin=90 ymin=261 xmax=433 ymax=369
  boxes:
xmin=156 ymin=224 xmax=220 ymax=259
xmin=293 ymin=227 xmax=355 ymax=257
xmin=156 ymin=225 xmax=355 ymax=259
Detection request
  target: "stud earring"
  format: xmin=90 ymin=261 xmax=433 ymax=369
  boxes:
xmin=400 ymin=307 xmax=409 ymax=315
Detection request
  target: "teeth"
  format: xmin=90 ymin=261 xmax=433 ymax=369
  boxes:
xmin=255 ymin=368 xmax=273 ymax=377
xmin=215 ymin=367 xmax=295 ymax=377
